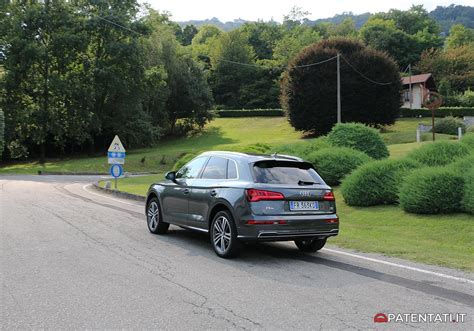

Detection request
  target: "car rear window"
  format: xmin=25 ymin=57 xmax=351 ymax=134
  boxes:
xmin=252 ymin=160 xmax=323 ymax=184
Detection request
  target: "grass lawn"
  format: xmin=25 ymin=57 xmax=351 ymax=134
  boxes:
xmin=0 ymin=117 xmax=302 ymax=174
xmin=331 ymin=190 xmax=473 ymax=272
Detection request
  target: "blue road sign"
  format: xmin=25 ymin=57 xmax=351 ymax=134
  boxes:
xmin=110 ymin=164 xmax=123 ymax=178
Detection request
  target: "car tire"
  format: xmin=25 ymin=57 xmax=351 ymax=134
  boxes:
xmin=210 ymin=210 xmax=241 ymax=258
xmin=295 ymin=238 xmax=327 ymax=252
xmin=146 ymin=197 xmax=169 ymax=234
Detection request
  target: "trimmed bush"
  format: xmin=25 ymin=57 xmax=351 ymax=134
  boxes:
xmin=433 ymin=116 xmax=466 ymax=135
xmin=399 ymin=168 xmax=464 ymax=214
xmin=449 ymin=153 xmax=474 ymax=174
xmin=341 ymin=159 xmax=420 ymax=206
xmin=271 ymin=137 xmax=331 ymax=158
xmin=174 ymin=153 xmax=198 ymax=170
xmin=407 ymin=141 xmax=470 ymax=166
xmin=326 ymin=123 xmax=389 ymax=159
xmin=306 ymin=147 xmax=371 ymax=186
xmin=232 ymin=143 xmax=271 ymax=154
xmin=460 ymin=132 xmax=474 ymax=150
xmin=462 ymin=167 xmax=474 ymax=214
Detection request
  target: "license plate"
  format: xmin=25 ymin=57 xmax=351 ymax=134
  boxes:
xmin=289 ymin=201 xmax=319 ymax=211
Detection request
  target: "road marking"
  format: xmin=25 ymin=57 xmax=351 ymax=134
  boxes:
xmin=324 ymin=248 xmax=474 ymax=285
xmin=82 ymin=184 xmax=143 ymax=207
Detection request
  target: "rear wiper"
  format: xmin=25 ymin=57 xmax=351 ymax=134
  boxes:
xmin=298 ymin=180 xmax=319 ymax=186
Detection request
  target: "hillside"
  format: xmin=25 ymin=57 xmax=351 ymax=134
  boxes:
xmin=177 ymin=4 xmax=474 ymax=34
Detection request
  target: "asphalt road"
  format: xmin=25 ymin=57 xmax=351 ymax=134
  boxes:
xmin=1 ymin=175 xmax=473 ymax=329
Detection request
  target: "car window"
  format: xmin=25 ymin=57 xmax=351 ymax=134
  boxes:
xmin=252 ymin=160 xmax=323 ymax=184
xmin=176 ymin=157 xmax=207 ymax=179
xmin=201 ymin=156 xmax=228 ymax=179
xmin=227 ymin=159 xmax=238 ymax=179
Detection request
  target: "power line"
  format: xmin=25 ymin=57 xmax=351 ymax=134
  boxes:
xmin=94 ymin=15 xmax=145 ymax=36
xmin=218 ymin=55 xmax=338 ymax=70
xmin=340 ymin=55 xmax=396 ymax=86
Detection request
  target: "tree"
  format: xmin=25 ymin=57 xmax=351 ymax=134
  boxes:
xmin=240 ymin=22 xmax=282 ymax=60
xmin=272 ymin=25 xmax=322 ymax=65
xmin=191 ymin=25 xmax=222 ymax=68
xmin=363 ymin=5 xmax=443 ymax=66
xmin=1 ymin=0 xmax=90 ymax=161
xmin=143 ymin=12 xmax=213 ymax=135
xmin=281 ymin=39 xmax=401 ymax=135
xmin=178 ymin=24 xmax=198 ymax=46
xmin=360 ymin=18 xmax=417 ymax=67
xmin=210 ymin=30 xmax=255 ymax=108
xmin=416 ymin=45 xmax=474 ymax=93
xmin=446 ymin=24 xmax=474 ymax=48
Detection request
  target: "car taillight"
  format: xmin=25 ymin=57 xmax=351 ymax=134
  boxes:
xmin=246 ymin=189 xmax=284 ymax=202
xmin=247 ymin=220 xmax=287 ymax=225
xmin=323 ymin=191 xmax=335 ymax=201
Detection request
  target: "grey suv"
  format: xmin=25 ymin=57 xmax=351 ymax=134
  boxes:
xmin=146 ymin=151 xmax=338 ymax=258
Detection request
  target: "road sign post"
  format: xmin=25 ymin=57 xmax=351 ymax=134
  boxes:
xmin=108 ymin=135 xmax=126 ymax=190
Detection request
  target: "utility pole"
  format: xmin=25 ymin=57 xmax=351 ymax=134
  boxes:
xmin=337 ymin=53 xmax=341 ymax=123
xmin=408 ymin=64 xmax=412 ymax=109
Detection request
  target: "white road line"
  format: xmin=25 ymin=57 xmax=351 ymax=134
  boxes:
xmin=81 ymin=184 xmax=144 ymax=207
xmin=323 ymin=248 xmax=474 ymax=285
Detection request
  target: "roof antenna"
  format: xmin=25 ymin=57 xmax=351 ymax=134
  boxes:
xmin=271 ymin=152 xmax=278 ymax=159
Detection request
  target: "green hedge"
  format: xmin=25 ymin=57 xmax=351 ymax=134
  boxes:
xmin=399 ymin=168 xmax=464 ymax=214
xmin=216 ymin=107 xmax=474 ymax=119
xmin=400 ymin=107 xmax=474 ymax=118
xmin=407 ymin=141 xmax=470 ymax=167
xmin=306 ymin=147 xmax=371 ymax=186
xmin=216 ymin=109 xmax=284 ymax=117
xmin=326 ymin=123 xmax=389 ymax=159
xmin=341 ymin=159 xmax=420 ymax=206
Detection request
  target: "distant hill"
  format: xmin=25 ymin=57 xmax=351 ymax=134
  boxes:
xmin=430 ymin=4 xmax=474 ymax=34
xmin=177 ymin=5 xmax=473 ymax=34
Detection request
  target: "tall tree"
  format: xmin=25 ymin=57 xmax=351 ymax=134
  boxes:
xmin=445 ymin=24 xmax=474 ymax=49
xmin=281 ymin=39 xmax=401 ymax=135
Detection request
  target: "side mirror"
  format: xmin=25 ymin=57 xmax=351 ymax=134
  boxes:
xmin=165 ymin=171 xmax=176 ymax=181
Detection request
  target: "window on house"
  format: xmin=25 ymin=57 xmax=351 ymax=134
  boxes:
xmin=403 ymin=90 xmax=410 ymax=102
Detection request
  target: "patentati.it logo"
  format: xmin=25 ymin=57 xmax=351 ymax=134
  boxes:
xmin=374 ymin=312 xmax=467 ymax=323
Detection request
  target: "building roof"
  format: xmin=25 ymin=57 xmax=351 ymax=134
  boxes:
xmin=401 ymin=73 xmax=433 ymax=85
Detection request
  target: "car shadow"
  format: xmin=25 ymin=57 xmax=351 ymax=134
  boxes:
xmin=155 ymin=227 xmax=474 ymax=308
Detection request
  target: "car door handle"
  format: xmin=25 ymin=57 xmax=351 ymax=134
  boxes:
xmin=183 ymin=188 xmax=190 ymax=194
xmin=210 ymin=190 xmax=217 ymax=197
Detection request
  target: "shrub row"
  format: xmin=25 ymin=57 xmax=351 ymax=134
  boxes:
xmin=400 ymin=107 xmax=474 ymax=118
xmin=215 ymin=107 xmax=474 ymax=118
xmin=215 ymin=109 xmax=284 ymax=117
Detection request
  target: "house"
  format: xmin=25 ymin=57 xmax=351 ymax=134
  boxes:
xmin=401 ymin=73 xmax=437 ymax=109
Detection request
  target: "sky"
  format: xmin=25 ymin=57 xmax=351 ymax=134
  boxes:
xmin=141 ymin=0 xmax=472 ymax=22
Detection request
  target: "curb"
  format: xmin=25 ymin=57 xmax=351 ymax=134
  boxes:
xmin=92 ymin=182 xmax=146 ymax=202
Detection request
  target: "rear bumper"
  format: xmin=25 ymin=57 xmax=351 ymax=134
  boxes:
xmin=237 ymin=214 xmax=339 ymax=242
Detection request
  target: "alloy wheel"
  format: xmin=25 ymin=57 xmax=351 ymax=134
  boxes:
xmin=213 ymin=216 xmax=231 ymax=254
xmin=147 ymin=201 xmax=159 ymax=231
